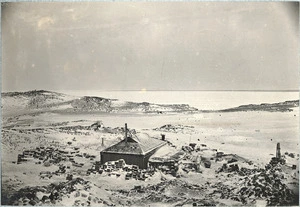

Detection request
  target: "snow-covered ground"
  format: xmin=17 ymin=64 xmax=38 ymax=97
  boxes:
xmin=1 ymin=92 xmax=299 ymax=206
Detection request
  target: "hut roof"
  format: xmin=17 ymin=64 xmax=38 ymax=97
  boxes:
xmin=102 ymin=133 xmax=166 ymax=155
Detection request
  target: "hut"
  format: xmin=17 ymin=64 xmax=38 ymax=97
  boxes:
xmin=100 ymin=124 xmax=166 ymax=169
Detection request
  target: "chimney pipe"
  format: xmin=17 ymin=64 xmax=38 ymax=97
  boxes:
xmin=125 ymin=123 xmax=128 ymax=143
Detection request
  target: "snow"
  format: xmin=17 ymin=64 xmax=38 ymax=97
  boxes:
xmin=1 ymin=92 xmax=299 ymax=206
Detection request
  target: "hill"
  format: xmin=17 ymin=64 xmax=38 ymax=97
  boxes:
xmin=217 ymin=100 xmax=299 ymax=112
xmin=2 ymin=90 xmax=198 ymax=116
xmin=2 ymin=90 xmax=298 ymax=116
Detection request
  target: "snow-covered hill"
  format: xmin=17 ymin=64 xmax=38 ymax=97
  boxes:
xmin=2 ymin=90 xmax=199 ymax=116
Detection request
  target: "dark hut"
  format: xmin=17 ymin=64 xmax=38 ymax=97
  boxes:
xmin=100 ymin=124 xmax=166 ymax=169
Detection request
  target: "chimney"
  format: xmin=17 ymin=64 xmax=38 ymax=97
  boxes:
xmin=125 ymin=123 xmax=128 ymax=143
xmin=161 ymin=134 xmax=165 ymax=141
xmin=276 ymin=143 xmax=281 ymax=159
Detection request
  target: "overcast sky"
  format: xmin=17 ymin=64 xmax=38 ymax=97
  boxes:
xmin=2 ymin=2 xmax=299 ymax=91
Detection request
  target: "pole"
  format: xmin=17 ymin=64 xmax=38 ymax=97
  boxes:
xmin=125 ymin=123 xmax=128 ymax=143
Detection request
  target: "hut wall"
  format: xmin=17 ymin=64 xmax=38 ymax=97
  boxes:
xmin=100 ymin=152 xmax=146 ymax=169
xmin=100 ymin=144 xmax=164 ymax=169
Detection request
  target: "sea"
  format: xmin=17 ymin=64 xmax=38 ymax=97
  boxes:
xmin=58 ymin=90 xmax=299 ymax=111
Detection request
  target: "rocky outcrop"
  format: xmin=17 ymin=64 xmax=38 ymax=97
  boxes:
xmin=71 ymin=96 xmax=113 ymax=112
xmin=2 ymin=90 xmax=199 ymax=114
xmin=218 ymin=100 xmax=299 ymax=112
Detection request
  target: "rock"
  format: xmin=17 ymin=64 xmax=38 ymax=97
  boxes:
xmin=81 ymin=193 xmax=88 ymax=198
xmin=75 ymin=191 xmax=81 ymax=197
xmin=29 ymin=199 xmax=37 ymax=206
xmin=228 ymin=158 xmax=238 ymax=164
xmin=36 ymin=192 xmax=47 ymax=200
xmin=41 ymin=195 xmax=49 ymax=202
xmin=43 ymin=161 xmax=51 ymax=167
xmin=288 ymin=153 xmax=295 ymax=158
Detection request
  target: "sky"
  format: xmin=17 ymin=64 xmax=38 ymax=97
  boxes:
xmin=1 ymin=2 xmax=299 ymax=92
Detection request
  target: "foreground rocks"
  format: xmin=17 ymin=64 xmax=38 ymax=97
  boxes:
xmin=2 ymin=178 xmax=113 ymax=206
xmin=215 ymin=162 xmax=298 ymax=206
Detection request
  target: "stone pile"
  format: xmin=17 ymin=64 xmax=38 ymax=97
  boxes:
xmin=116 ymin=179 xmax=209 ymax=206
xmin=154 ymin=124 xmax=194 ymax=133
xmin=215 ymin=159 xmax=298 ymax=206
xmin=6 ymin=178 xmax=83 ymax=205
xmin=150 ymin=159 xmax=178 ymax=176
xmin=88 ymin=159 xmax=156 ymax=181
xmin=6 ymin=177 xmax=115 ymax=206
xmin=237 ymin=165 xmax=297 ymax=206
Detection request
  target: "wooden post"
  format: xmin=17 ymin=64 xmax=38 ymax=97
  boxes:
xmin=125 ymin=123 xmax=128 ymax=143
xmin=276 ymin=143 xmax=281 ymax=159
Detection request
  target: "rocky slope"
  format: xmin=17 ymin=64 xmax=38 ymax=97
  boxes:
xmin=2 ymin=90 xmax=198 ymax=115
xmin=2 ymin=90 xmax=298 ymax=115
xmin=217 ymin=100 xmax=299 ymax=112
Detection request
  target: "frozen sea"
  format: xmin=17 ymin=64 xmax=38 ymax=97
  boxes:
xmin=58 ymin=90 xmax=299 ymax=110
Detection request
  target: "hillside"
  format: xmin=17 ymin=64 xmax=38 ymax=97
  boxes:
xmin=1 ymin=90 xmax=198 ymax=115
xmin=2 ymin=90 xmax=298 ymax=116
xmin=217 ymin=100 xmax=299 ymax=113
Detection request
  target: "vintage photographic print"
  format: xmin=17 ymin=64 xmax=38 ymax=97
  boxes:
xmin=1 ymin=2 xmax=299 ymax=206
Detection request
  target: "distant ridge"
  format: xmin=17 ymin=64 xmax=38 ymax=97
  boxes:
xmin=68 ymin=89 xmax=299 ymax=92
xmin=216 ymin=100 xmax=299 ymax=113
xmin=2 ymin=90 xmax=299 ymax=115
xmin=2 ymin=89 xmax=299 ymax=92
xmin=2 ymin=90 xmax=65 ymax=97
xmin=1 ymin=90 xmax=198 ymax=115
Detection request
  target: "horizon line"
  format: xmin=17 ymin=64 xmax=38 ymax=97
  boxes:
xmin=2 ymin=89 xmax=300 ymax=93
